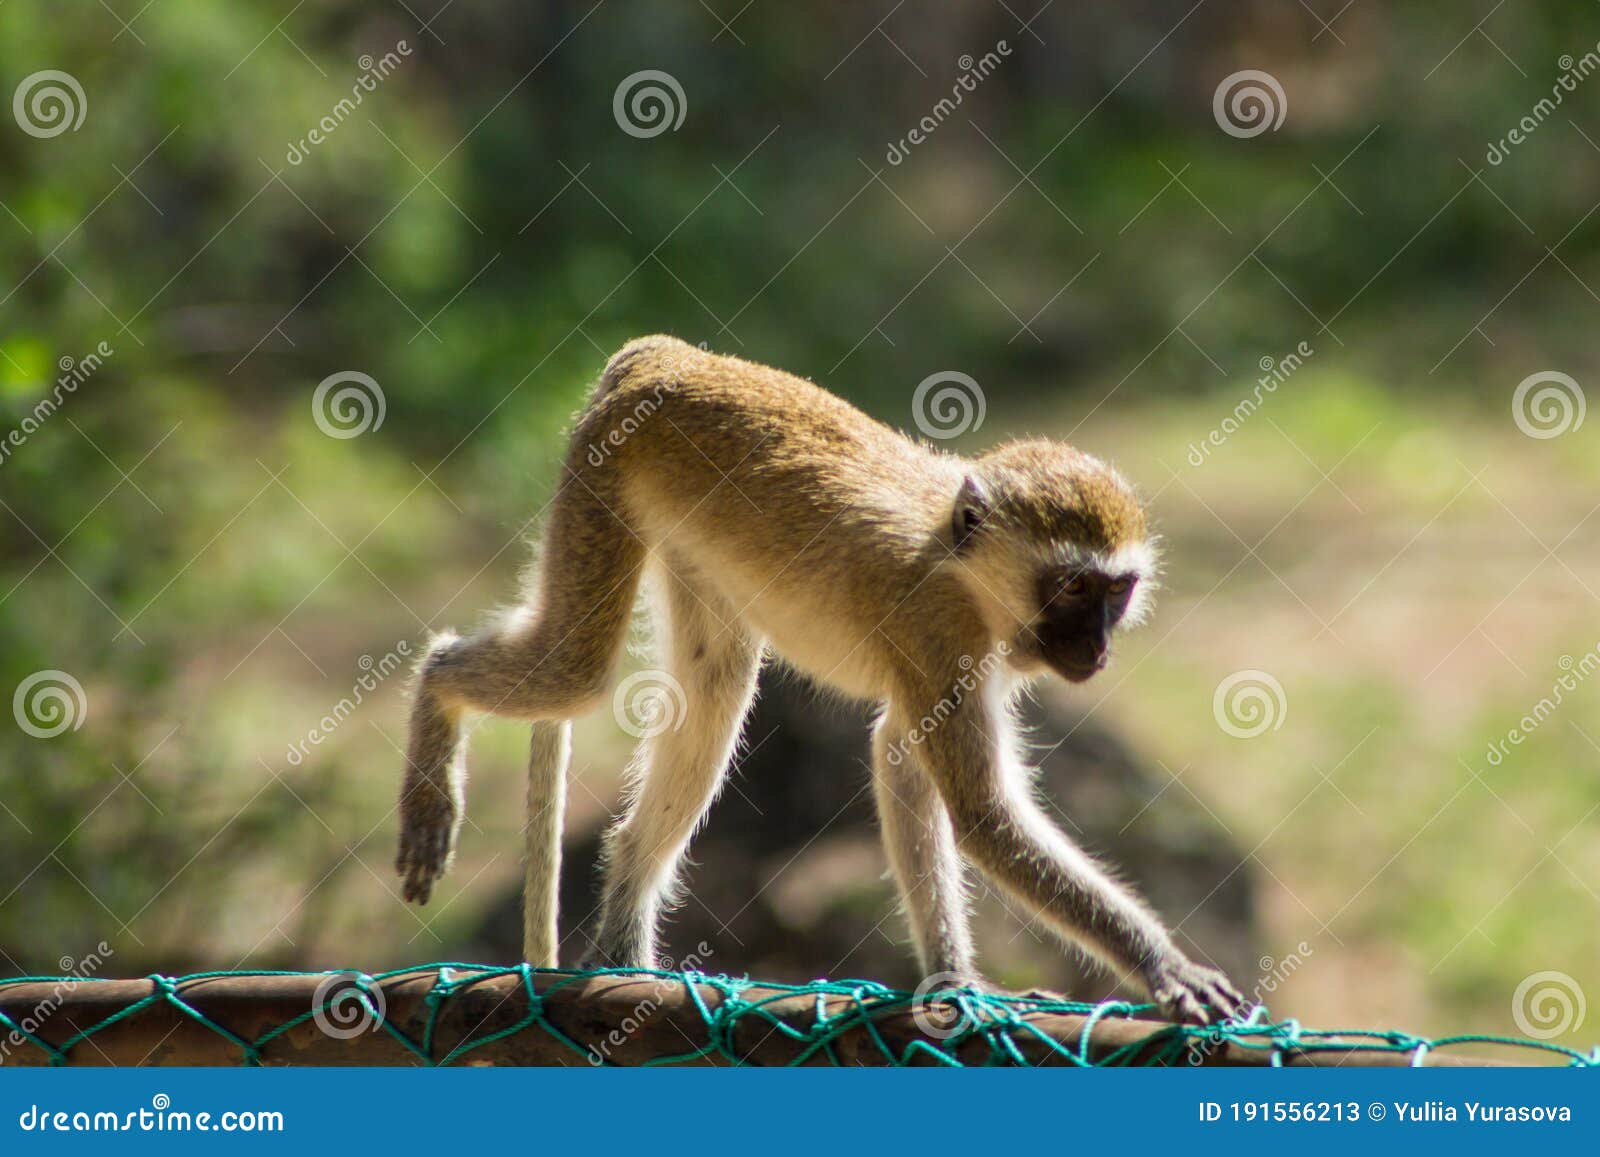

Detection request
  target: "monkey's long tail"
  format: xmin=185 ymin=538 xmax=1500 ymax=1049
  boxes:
xmin=522 ymin=719 xmax=570 ymax=966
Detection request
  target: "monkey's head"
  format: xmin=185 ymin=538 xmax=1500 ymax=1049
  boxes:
xmin=948 ymin=439 xmax=1156 ymax=683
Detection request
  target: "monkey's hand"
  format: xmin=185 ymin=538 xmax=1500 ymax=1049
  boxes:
xmin=395 ymin=787 xmax=458 ymax=905
xmin=1142 ymin=952 xmax=1244 ymax=1026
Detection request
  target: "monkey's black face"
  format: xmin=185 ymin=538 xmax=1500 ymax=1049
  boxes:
xmin=1032 ymin=566 xmax=1137 ymax=683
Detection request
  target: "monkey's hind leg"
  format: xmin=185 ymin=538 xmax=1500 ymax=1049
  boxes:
xmin=396 ymin=665 xmax=467 ymax=904
xmin=397 ymin=473 xmax=645 ymax=906
xmin=871 ymin=710 xmax=978 ymax=985
xmin=588 ymin=564 xmax=763 ymax=968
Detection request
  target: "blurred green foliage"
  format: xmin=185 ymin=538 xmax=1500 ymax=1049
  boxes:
xmin=1 ymin=1 xmax=1597 ymax=1042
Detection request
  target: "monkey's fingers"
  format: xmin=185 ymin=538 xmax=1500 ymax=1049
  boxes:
xmin=1184 ymin=976 xmax=1246 ymax=1026
xmin=1151 ymin=960 xmax=1246 ymax=1027
xmin=1012 ymin=987 xmax=1066 ymax=1003
xmin=395 ymin=822 xmax=454 ymax=905
xmin=400 ymin=872 xmax=433 ymax=905
xmin=398 ymin=852 xmax=442 ymax=904
xmin=1209 ymin=973 xmax=1246 ymax=1017
xmin=1159 ymin=986 xmax=1212 ymax=1026
xmin=395 ymin=842 xmax=427 ymax=903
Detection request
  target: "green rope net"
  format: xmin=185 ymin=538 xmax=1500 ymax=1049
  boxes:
xmin=2 ymin=963 xmax=1596 ymax=1068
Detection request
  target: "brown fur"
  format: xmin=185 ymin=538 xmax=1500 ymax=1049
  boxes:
xmin=394 ymin=336 xmax=1242 ymax=1024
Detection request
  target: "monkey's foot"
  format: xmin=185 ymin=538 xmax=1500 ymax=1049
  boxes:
xmin=924 ymin=970 xmax=988 ymax=994
xmin=1143 ymin=956 xmax=1245 ymax=1026
xmin=395 ymin=808 xmax=456 ymax=905
xmin=578 ymin=930 xmax=655 ymax=972
xmin=1007 ymin=986 xmax=1067 ymax=1005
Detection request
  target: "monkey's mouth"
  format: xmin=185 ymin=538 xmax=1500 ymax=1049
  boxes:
xmin=1045 ymin=652 xmax=1108 ymax=683
xmin=1017 ymin=628 xmax=1110 ymax=683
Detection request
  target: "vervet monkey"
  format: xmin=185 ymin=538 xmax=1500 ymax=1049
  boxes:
xmin=397 ymin=335 xmax=1243 ymax=1025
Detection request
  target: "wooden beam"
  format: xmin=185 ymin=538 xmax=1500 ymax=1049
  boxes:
xmin=0 ymin=970 xmax=1493 ymax=1067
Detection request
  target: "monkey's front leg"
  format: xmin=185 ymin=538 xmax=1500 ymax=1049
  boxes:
xmin=918 ymin=705 xmax=1243 ymax=1025
xmin=871 ymin=711 xmax=978 ymax=984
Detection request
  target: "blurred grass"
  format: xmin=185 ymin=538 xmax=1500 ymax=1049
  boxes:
xmin=1083 ymin=380 xmax=1600 ymax=1042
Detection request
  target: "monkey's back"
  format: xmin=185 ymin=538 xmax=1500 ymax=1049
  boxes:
xmin=573 ymin=336 xmax=976 ymax=696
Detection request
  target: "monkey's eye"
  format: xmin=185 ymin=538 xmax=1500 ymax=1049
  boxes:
xmin=1063 ymin=574 xmax=1089 ymax=597
xmin=1107 ymin=576 xmax=1134 ymax=597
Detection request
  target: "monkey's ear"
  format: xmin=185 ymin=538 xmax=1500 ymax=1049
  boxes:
xmin=951 ymin=474 xmax=991 ymax=550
